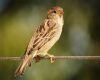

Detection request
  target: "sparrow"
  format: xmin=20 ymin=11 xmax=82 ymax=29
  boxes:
xmin=15 ymin=6 xmax=64 ymax=77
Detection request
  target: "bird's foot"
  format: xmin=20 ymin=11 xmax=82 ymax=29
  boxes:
xmin=46 ymin=54 xmax=55 ymax=63
xmin=34 ymin=55 xmax=42 ymax=63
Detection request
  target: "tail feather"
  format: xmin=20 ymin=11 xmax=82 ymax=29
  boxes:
xmin=15 ymin=50 xmax=37 ymax=77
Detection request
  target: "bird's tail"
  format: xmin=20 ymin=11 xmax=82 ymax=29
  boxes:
xmin=15 ymin=50 xmax=37 ymax=77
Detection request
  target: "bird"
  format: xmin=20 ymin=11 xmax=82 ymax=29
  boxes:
xmin=15 ymin=6 xmax=64 ymax=77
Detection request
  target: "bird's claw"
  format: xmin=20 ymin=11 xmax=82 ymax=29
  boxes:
xmin=34 ymin=55 xmax=42 ymax=63
xmin=49 ymin=55 xmax=55 ymax=63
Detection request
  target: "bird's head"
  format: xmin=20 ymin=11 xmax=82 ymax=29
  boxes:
xmin=47 ymin=6 xmax=64 ymax=19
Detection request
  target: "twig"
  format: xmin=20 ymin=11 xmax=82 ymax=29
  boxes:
xmin=0 ymin=56 xmax=100 ymax=61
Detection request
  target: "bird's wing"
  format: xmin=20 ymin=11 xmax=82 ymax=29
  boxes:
xmin=25 ymin=19 xmax=57 ymax=55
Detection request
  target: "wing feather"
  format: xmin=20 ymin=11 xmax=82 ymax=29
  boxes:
xmin=26 ymin=19 xmax=57 ymax=55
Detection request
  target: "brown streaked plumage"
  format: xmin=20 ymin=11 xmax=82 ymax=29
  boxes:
xmin=15 ymin=6 xmax=64 ymax=77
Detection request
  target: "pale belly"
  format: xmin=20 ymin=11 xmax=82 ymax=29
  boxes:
xmin=38 ymin=26 xmax=63 ymax=53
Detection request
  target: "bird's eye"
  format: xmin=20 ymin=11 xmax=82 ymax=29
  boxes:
xmin=53 ymin=11 xmax=56 ymax=13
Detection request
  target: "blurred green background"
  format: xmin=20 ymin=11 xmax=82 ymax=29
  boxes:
xmin=0 ymin=0 xmax=100 ymax=80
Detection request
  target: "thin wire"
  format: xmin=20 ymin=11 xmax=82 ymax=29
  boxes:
xmin=0 ymin=57 xmax=20 ymax=61
xmin=0 ymin=56 xmax=100 ymax=61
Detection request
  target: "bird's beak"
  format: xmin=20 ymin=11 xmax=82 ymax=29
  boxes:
xmin=61 ymin=11 xmax=64 ymax=15
xmin=59 ymin=11 xmax=64 ymax=17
